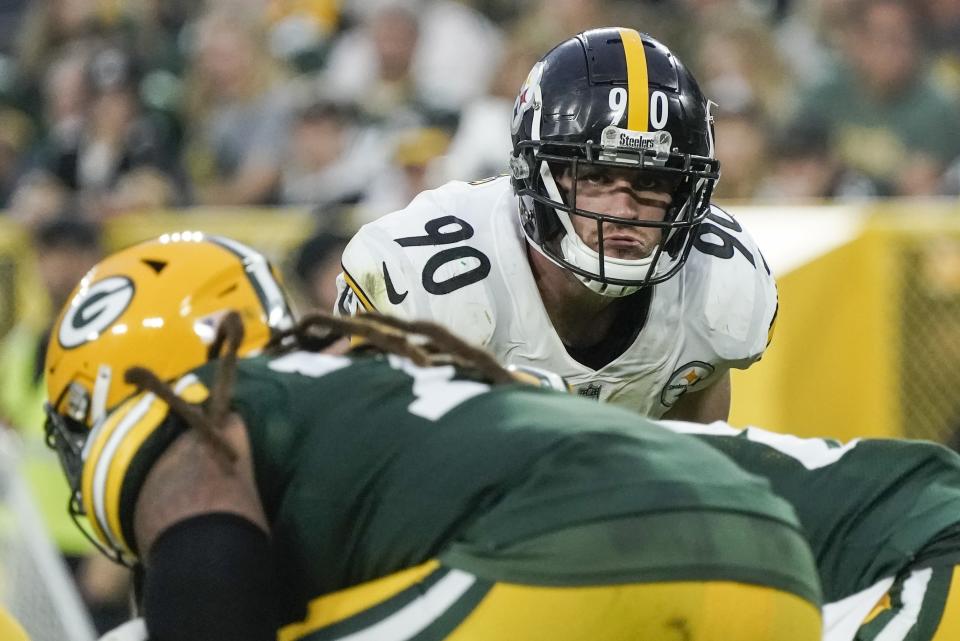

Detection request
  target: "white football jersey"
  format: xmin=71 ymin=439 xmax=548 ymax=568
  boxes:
xmin=336 ymin=176 xmax=777 ymax=418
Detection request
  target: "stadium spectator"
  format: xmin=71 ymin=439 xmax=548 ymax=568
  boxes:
xmin=0 ymin=108 xmax=34 ymax=208
xmin=711 ymin=104 xmax=771 ymax=200
xmin=755 ymin=120 xmax=879 ymax=200
xmin=440 ymin=40 xmax=540 ymax=182
xmin=324 ymin=0 xmax=503 ymax=125
xmin=0 ymin=218 xmax=101 ymax=434
xmin=181 ymin=9 xmax=295 ymax=205
xmin=511 ymin=0 xmax=615 ymax=54
xmin=278 ymin=96 xmax=386 ymax=208
xmin=354 ymin=126 xmax=450 ymax=222
xmin=794 ymin=0 xmax=960 ymax=195
xmin=291 ymin=229 xmax=350 ymax=311
xmin=14 ymin=0 xmax=106 ymax=89
xmin=922 ymin=0 xmax=960 ymax=96
xmin=321 ymin=3 xmax=426 ymax=126
xmin=771 ymin=0 xmax=844 ymax=87
xmin=265 ymin=0 xmax=343 ymax=72
xmin=31 ymin=46 xmax=91 ymax=172
xmin=693 ymin=12 xmax=795 ymax=127
xmin=5 ymin=172 xmax=71 ymax=227
xmin=35 ymin=46 xmax=183 ymax=217
xmin=407 ymin=0 xmax=504 ymax=115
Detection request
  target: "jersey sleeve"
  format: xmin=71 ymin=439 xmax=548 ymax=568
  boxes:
xmin=684 ymin=206 xmax=779 ymax=371
xmin=336 ymin=221 xmax=426 ymax=320
xmin=659 ymin=420 xmax=849 ymax=467
xmin=79 ymin=374 xmax=210 ymax=560
xmin=661 ymin=419 xmax=960 ymax=602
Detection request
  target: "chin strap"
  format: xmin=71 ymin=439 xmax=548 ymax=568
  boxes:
xmin=575 ymin=274 xmax=642 ymax=298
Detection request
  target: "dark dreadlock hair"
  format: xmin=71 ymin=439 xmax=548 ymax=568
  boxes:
xmin=266 ymin=310 xmax=515 ymax=384
xmin=122 ymin=310 xmax=516 ymax=465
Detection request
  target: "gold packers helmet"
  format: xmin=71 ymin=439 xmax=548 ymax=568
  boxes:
xmin=44 ymin=231 xmax=293 ymax=500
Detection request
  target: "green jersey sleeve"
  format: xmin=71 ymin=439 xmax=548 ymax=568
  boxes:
xmin=663 ymin=420 xmax=960 ymax=602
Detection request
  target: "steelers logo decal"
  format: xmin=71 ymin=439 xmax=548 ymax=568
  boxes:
xmin=660 ymin=361 xmax=714 ymax=408
xmin=58 ymin=276 xmax=135 ymax=348
xmin=511 ymin=62 xmax=544 ymax=135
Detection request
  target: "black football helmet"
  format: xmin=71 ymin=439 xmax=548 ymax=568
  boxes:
xmin=510 ymin=28 xmax=720 ymax=296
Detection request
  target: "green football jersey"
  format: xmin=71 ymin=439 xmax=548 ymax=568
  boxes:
xmin=83 ymin=351 xmax=818 ymax=623
xmin=664 ymin=421 xmax=960 ymax=603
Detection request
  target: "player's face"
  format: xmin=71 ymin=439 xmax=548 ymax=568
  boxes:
xmin=556 ymin=167 xmax=673 ymax=260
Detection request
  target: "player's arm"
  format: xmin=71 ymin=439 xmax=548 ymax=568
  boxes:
xmin=661 ymin=370 xmax=731 ymax=423
xmin=133 ymin=413 xmax=277 ymax=641
xmin=334 ymin=229 xmax=392 ymax=317
xmin=335 ymin=268 xmax=376 ymax=316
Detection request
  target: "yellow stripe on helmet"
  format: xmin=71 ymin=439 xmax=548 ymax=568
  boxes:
xmin=619 ymin=28 xmax=649 ymax=131
xmin=102 ymin=395 xmax=170 ymax=552
xmin=104 ymin=380 xmax=210 ymax=554
xmin=82 ymin=378 xmax=211 ymax=556
xmin=81 ymin=393 xmax=145 ymax=549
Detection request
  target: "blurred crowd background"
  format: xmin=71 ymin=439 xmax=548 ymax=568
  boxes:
xmin=0 ymin=0 xmax=959 ymax=231
xmin=1 ymin=0 xmax=960 ymax=635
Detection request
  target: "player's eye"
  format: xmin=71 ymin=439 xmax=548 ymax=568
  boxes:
xmin=633 ymin=175 xmax=682 ymax=193
xmin=578 ymin=170 xmax=609 ymax=186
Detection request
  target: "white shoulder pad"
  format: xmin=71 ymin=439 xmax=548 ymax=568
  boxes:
xmin=338 ymin=178 xmax=515 ymax=346
xmin=681 ymin=205 xmax=778 ymax=368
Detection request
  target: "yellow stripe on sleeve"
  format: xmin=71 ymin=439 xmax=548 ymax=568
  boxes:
xmin=278 ymin=561 xmax=440 ymax=641
xmin=342 ymin=270 xmax=377 ymax=313
xmin=619 ymin=28 xmax=649 ymax=132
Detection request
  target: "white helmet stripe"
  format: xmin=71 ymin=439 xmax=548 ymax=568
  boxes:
xmin=706 ymin=100 xmax=717 ymax=159
xmin=531 ymin=84 xmax=543 ymax=142
xmin=90 ymin=392 xmax=156 ymax=553
xmin=539 ymin=162 xmax=578 ymax=241
xmin=208 ymin=236 xmax=293 ymax=330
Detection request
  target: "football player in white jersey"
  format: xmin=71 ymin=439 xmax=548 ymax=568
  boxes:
xmin=336 ymin=27 xmax=777 ymax=422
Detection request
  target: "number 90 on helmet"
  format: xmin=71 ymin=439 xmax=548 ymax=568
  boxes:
xmin=43 ymin=232 xmax=294 ymax=511
xmin=510 ymin=28 xmax=720 ymax=297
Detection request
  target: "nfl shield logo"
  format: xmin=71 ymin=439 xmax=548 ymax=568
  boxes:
xmin=577 ymin=383 xmax=602 ymax=401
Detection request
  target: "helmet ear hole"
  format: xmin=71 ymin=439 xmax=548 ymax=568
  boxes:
xmin=141 ymin=259 xmax=167 ymax=274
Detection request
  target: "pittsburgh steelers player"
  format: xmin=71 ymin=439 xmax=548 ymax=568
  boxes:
xmin=336 ymin=28 xmax=776 ymax=423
